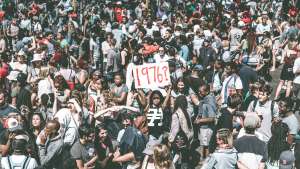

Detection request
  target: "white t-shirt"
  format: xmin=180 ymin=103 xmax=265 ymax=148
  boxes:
xmin=153 ymin=53 xmax=170 ymax=63
xmin=1 ymin=155 xmax=38 ymax=169
xmin=293 ymin=57 xmax=300 ymax=84
xmin=57 ymin=68 xmax=76 ymax=81
xmin=221 ymin=74 xmax=243 ymax=105
xmin=229 ymin=28 xmax=243 ymax=51
xmin=10 ymin=62 xmax=28 ymax=75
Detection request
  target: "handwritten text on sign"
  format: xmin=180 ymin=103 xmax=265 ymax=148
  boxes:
xmin=133 ymin=62 xmax=171 ymax=88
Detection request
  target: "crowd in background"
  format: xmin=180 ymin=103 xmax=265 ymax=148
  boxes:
xmin=0 ymin=0 xmax=300 ymax=169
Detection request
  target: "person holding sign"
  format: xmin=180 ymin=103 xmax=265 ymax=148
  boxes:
xmin=143 ymin=88 xmax=172 ymax=141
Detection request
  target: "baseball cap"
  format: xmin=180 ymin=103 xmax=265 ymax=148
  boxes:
xmin=244 ymin=113 xmax=260 ymax=129
xmin=193 ymin=65 xmax=203 ymax=71
xmin=279 ymin=150 xmax=295 ymax=169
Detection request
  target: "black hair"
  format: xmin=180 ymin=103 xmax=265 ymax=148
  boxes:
xmin=78 ymin=126 xmax=90 ymax=139
xmin=259 ymin=83 xmax=272 ymax=95
xmin=174 ymin=77 xmax=188 ymax=95
xmin=12 ymin=139 xmax=27 ymax=154
xmin=268 ymin=122 xmax=290 ymax=164
xmin=41 ymin=94 xmax=49 ymax=106
xmin=174 ymin=95 xmax=192 ymax=129
xmin=149 ymin=90 xmax=164 ymax=106
xmin=30 ymin=113 xmax=46 ymax=130
xmin=227 ymin=94 xmax=242 ymax=109
xmin=94 ymin=124 xmax=113 ymax=159
xmin=280 ymin=97 xmax=294 ymax=111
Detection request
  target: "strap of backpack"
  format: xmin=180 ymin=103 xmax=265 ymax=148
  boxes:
xmin=224 ymin=75 xmax=235 ymax=104
xmin=22 ymin=156 xmax=30 ymax=169
xmin=7 ymin=156 xmax=12 ymax=169
xmin=271 ymin=100 xmax=275 ymax=119
xmin=252 ymin=100 xmax=258 ymax=112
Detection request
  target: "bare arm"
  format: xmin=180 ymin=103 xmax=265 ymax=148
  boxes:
xmin=162 ymin=87 xmax=172 ymax=110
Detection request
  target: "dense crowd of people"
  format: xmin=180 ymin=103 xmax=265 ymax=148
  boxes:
xmin=0 ymin=0 xmax=300 ymax=169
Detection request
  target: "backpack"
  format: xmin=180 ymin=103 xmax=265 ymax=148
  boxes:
xmin=7 ymin=156 xmax=31 ymax=169
xmin=252 ymin=100 xmax=275 ymax=119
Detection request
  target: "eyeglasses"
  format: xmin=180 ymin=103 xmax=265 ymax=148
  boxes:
xmin=153 ymin=97 xmax=160 ymax=100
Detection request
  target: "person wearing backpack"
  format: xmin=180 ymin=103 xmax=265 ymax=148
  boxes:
xmin=220 ymin=62 xmax=243 ymax=108
xmin=1 ymin=134 xmax=38 ymax=169
xmin=247 ymin=84 xmax=280 ymax=142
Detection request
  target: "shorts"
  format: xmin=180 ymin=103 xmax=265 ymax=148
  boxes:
xmin=280 ymin=64 xmax=294 ymax=81
xmin=198 ymin=128 xmax=213 ymax=146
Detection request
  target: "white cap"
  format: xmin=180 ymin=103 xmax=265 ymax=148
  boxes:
xmin=238 ymin=21 xmax=245 ymax=27
xmin=31 ymin=53 xmax=42 ymax=62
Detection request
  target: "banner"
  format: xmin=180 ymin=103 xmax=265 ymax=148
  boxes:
xmin=133 ymin=62 xmax=171 ymax=89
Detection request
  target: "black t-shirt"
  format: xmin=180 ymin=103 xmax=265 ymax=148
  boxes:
xmin=216 ymin=108 xmax=233 ymax=131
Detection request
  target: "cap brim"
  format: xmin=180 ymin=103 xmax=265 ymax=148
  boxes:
xmin=143 ymin=148 xmax=153 ymax=155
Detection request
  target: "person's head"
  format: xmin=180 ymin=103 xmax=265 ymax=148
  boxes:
xmin=150 ymin=90 xmax=164 ymax=107
xmin=214 ymin=59 xmax=224 ymax=69
xmin=164 ymin=29 xmax=172 ymax=39
xmin=40 ymin=94 xmax=50 ymax=107
xmin=198 ymin=83 xmax=210 ymax=98
xmin=244 ymin=113 xmax=261 ymax=134
xmin=12 ymin=135 xmax=29 ymax=154
xmin=91 ymin=78 xmax=104 ymax=91
xmin=110 ymin=38 xmax=117 ymax=48
xmin=67 ymin=98 xmax=82 ymax=113
xmin=54 ymin=75 xmax=69 ymax=90
xmin=158 ymin=47 xmax=165 ymax=56
xmin=203 ymin=39 xmax=210 ymax=47
xmin=216 ymin=128 xmax=233 ymax=148
xmin=78 ymin=126 xmax=90 ymax=145
xmin=92 ymin=70 xmax=102 ymax=81
xmin=44 ymin=120 xmax=60 ymax=139
xmin=17 ymin=51 xmax=26 ymax=63
xmin=227 ymin=94 xmax=242 ymax=110
xmin=122 ymin=114 xmax=133 ymax=129
xmin=31 ymin=113 xmax=45 ymax=129
xmin=225 ymin=62 xmax=238 ymax=75
xmin=175 ymin=77 xmax=186 ymax=93
xmin=114 ymin=73 xmax=123 ymax=86
xmin=95 ymin=124 xmax=108 ymax=143
xmin=0 ymin=90 xmax=7 ymax=106
xmin=133 ymin=115 xmax=148 ymax=135
xmin=258 ymin=84 xmax=272 ymax=103
xmin=262 ymin=14 xmax=268 ymax=24
xmin=153 ymin=144 xmax=172 ymax=169
xmin=77 ymin=59 xmax=88 ymax=70
xmin=278 ymin=97 xmax=293 ymax=115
